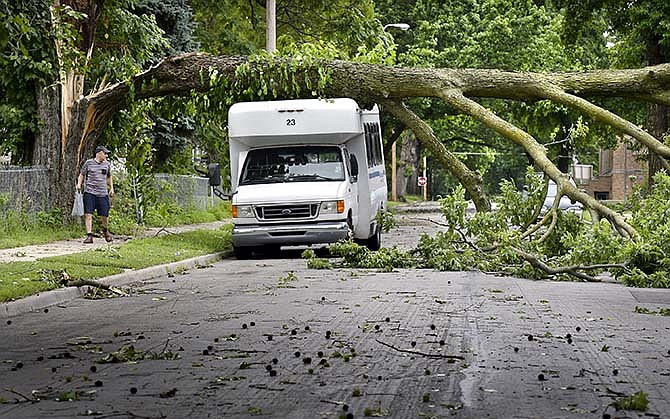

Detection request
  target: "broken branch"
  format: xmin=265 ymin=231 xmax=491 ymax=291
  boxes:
xmin=375 ymin=339 xmax=465 ymax=360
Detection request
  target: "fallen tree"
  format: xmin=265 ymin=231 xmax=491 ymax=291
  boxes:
xmin=56 ymin=53 xmax=670 ymax=239
xmin=304 ymin=169 xmax=670 ymax=287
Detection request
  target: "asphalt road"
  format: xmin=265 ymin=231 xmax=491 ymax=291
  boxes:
xmin=1 ymin=214 xmax=669 ymax=419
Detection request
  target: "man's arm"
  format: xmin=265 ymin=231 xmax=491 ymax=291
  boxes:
xmin=108 ymin=169 xmax=114 ymax=197
xmin=76 ymin=173 xmax=84 ymax=191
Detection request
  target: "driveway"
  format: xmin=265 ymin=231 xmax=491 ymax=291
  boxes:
xmin=1 ymin=213 xmax=669 ymax=418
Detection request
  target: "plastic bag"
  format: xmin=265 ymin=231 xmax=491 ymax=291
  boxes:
xmin=71 ymin=191 xmax=84 ymax=217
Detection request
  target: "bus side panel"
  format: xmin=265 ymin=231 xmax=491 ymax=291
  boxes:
xmin=345 ymin=136 xmax=371 ymax=239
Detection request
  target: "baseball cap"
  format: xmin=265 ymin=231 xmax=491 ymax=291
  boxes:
xmin=95 ymin=146 xmax=111 ymax=154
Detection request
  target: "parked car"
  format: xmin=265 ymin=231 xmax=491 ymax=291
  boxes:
xmin=542 ymin=180 xmax=583 ymax=213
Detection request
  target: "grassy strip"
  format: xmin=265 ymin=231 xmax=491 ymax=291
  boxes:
xmin=0 ymin=226 xmax=232 ymax=302
xmin=0 ymin=202 xmax=232 ymax=250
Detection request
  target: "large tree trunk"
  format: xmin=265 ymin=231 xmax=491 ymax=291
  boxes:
xmin=645 ymin=36 xmax=669 ymax=190
xmin=34 ymin=84 xmax=62 ymax=211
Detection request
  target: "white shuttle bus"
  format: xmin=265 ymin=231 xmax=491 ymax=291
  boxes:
xmin=228 ymin=98 xmax=387 ymax=259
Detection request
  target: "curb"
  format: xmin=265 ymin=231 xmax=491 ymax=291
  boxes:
xmin=0 ymin=251 xmax=231 ymax=319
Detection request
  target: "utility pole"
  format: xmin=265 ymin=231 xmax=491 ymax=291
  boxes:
xmin=266 ymin=0 xmax=276 ymax=54
xmin=422 ymin=155 xmax=427 ymax=201
xmin=391 ymin=141 xmax=397 ymax=201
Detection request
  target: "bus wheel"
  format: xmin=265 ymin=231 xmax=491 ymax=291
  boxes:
xmin=365 ymin=225 xmax=381 ymax=251
xmin=233 ymin=246 xmax=253 ymax=259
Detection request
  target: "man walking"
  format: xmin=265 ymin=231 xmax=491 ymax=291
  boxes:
xmin=76 ymin=145 xmax=115 ymax=243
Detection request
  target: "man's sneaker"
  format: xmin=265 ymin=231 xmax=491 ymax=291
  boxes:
xmin=83 ymin=235 xmax=94 ymax=244
xmin=103 ymin=231 xmax=113 ymax=242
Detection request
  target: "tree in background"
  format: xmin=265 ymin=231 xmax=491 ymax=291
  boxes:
xmin=374 ymin=0 xmax=612 ymax=197
xmin=558 ymin=0 xmax=670 ymax=188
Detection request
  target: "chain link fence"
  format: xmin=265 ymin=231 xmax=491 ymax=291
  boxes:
xmin=0 ymin=166 xmax=52 ymax=212
xmin=0 ymin=168 xmax=210 ymax=213
xmin=154 ymin=174 xmax=210 ymax=210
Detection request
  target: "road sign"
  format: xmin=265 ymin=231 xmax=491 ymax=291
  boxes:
xmin=417 ymin=176 xmax=427 ymax=187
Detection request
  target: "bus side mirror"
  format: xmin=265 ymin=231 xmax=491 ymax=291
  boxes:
xmin=349 ymin=155 xmax=359 ymax=183
xmin=208 ymin=163 xmax=221 ymax=186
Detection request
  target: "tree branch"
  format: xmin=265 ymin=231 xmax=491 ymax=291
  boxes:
xmin=379 ymin=98 xmax=491 ymax=212
xmin=541 ymin=85 xmax=670 ymax=163
xmin=511 ymin=247 xmax=600 ymax=282
xmin=439 ymin=89 xmax=638 ymax=239
xmin=375 ymin=339 xmax=465 ymax=360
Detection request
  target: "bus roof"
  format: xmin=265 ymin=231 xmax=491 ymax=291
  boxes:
xmin=228 ymin=98 xmax=363 ymax=146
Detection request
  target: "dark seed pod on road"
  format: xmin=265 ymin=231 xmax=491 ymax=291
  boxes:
xmin=528 ymin=334 xmax=534 ymax=341
xmin=95 ymin=380 xmax=103 ymax=387
xmin=130 ymin=387 xmax=138 ymax=394
xmin=294 ymin=351 xmax=301 ymax=358
xmin=269 ymin=369 xmax=277 ymax=377
xmin=242 ymin=323 xmax=248 ymax=329
xmin=250 ymin=322 xmax=255 ymax=326
xmin=90 ymin=366 xmax=97 ymax=373
xmin=537 ymin=373 xmax=545 ymax=381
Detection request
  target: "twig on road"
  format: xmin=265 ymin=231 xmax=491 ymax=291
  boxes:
xmin=3 ymin=387 xmax=39 ymax=403
xmin=375 ymin=339 xmax=465 ymax=360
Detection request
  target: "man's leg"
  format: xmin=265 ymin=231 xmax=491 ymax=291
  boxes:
xmin=83 ymin=213 xmax=94 ymax=243
xmin=83 ymin=192 xmax=95 ymax=243
xmin=99 ymin=196 xmax=112 ymax=242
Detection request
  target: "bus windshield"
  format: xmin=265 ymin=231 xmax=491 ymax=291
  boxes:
xmin=239 ymin=146 xmax=345 ymax=185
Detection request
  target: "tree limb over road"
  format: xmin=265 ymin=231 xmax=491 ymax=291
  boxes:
xmin=67 ymin=53 xmax=670 ymax=237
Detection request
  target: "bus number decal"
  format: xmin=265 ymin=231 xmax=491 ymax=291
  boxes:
xmin=286 ymin=118 xmax=296 ymax=126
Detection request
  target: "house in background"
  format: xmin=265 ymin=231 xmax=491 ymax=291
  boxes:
xmin=572 ymin=140 xmax=647 ymax=202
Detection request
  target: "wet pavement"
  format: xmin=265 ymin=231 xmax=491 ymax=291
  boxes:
xmin=1 ymin=213 xmax=669 ymax=418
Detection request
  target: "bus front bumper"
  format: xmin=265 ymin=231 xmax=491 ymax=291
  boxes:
xmin=232 ymin=221 xmax=349 ymax=247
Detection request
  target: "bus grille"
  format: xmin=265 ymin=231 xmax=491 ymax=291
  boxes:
xmin=255 ymin=204 xmax=318 ymax=220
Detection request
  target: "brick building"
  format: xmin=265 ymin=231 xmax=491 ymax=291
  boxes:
xmin=576 ymin=140 xmax=647 ymax=202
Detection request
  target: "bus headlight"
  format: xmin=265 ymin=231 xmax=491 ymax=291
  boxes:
xmin=320 ymin=200 xmax=345 ymax=214
xmin=232 ymin=205 xmax=254 ymax=218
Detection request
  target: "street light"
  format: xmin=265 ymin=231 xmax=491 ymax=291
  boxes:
xmin=383 ymin=23 xmax=410 ymax=31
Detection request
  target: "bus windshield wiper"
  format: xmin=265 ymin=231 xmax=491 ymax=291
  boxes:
xmin=288 ymin=174 xmax=340 ymax=181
